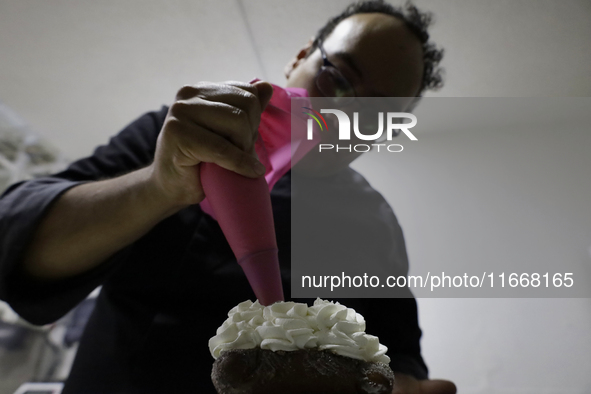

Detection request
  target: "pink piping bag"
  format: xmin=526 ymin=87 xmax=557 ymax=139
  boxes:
xmin=199 ymin=79 xmax=320 ymax=306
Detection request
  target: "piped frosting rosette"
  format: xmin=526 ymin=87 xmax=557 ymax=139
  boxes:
xmin=209 ymin=298 xmax=390 ymax=364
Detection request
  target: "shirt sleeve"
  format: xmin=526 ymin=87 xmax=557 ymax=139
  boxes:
xmin=363 ymin=297 xmax=429 ymax=380
xmin=347 ymin=171 xmax=429 ymax=379
xmin=0 ymin=106 xmax=168 ymax=325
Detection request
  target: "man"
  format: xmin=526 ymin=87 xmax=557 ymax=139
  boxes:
xmin=0 ymin=1 xmax=455 ymax=393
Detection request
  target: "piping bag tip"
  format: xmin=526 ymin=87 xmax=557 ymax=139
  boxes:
xmin=238 ymin=249 xmax=284 ymax=306
xmin=200 ymin=162 xmax=284 ymax=307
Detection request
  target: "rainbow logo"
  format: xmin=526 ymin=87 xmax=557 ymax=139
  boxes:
xmin=302 ymin=107 xmax=328 ymax=131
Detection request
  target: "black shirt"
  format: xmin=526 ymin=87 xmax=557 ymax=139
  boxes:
xmin=0 ymin=106 xmax=428 ymax=393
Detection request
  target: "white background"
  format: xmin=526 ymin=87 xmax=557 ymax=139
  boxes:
xmin=1 ymin=1 xmax=590 ymax=393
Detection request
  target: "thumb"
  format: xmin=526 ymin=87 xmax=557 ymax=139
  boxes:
xmin=419 ymin=379 xmax=457 ymax=394
xmin=253 ymin=81 xmax=274 ymax=111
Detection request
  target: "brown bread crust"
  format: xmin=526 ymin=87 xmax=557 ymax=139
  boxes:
xmin=212 ymin=348 xmax=395 ymax=394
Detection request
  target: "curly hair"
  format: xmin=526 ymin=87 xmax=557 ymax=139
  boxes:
xmin=307 ymin=0 xmax=444 ymax=97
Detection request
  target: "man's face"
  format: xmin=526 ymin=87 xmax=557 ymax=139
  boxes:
xmin=285 ymin=13 xmax=424 ymax=176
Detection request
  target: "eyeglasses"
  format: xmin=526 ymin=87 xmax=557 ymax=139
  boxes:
xmin=314 ymin=40 xmax=401 ymax=142
xmin=315 ymin=40 xmax=356 ymax=106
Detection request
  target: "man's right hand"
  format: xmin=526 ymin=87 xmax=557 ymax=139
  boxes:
xmin=21 ymin=80 xmax=273 ymax=280
xmin=149 ymin=80 xmax=274 ymax=208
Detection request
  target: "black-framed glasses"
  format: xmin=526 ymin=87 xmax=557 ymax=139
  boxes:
xmin=314 ymin=40 xmax=404 ymax=142
xmin=315 ymin=40 xmax=356 ymax=106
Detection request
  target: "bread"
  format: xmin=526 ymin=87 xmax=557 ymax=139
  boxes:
xmin=209 ymin=299 xmax=395 ymax=394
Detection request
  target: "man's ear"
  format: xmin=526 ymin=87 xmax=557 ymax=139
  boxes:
xmin=284 ymin=37 xmax=315 ymax=79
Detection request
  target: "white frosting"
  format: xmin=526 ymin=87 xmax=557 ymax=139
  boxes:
xmin=209 ymin=298 xmax=390 ymax=364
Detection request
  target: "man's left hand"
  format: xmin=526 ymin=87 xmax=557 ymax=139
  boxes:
xmin=393 ymin=373 xmax=457 ymax=394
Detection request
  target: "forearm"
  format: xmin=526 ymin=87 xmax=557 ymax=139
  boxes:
xmin=22 ymin=165 xmax=189 ymax=280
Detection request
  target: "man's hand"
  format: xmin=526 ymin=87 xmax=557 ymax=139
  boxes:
xmin=149 ymin=80 xmax=274 ymax=208
xmin=393 ymin=373 xmax=457 ymax=394
xmin=22 ymin=80 xmax=273 ymax=280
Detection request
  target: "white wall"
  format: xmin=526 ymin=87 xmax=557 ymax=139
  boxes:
xmin=1 ymin=1 xmax=590 ymax=393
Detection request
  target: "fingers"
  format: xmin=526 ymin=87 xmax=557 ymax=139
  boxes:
xmin=252 ymin=81 xmax=274 ymax=111
xmin=228 ymin=81 xmax=273 ymax=148
xmin=163 ymin=80 xmax=276 ymax=180
xmin=170 ymin=98 xmax=257 ymax=153
xmin=393 ymin=373 xmax=457 ymax=394
xmin=419 ymin=379 xmax=457 ymax=394
xmin=174 ymin=81 xmax=272 ymax=152
xmin=164 ymin=116 xmax=266 ymax=178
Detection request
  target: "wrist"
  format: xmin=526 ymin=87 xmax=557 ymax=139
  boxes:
xmin=138 ymin=165 xmax=197 ymax=217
